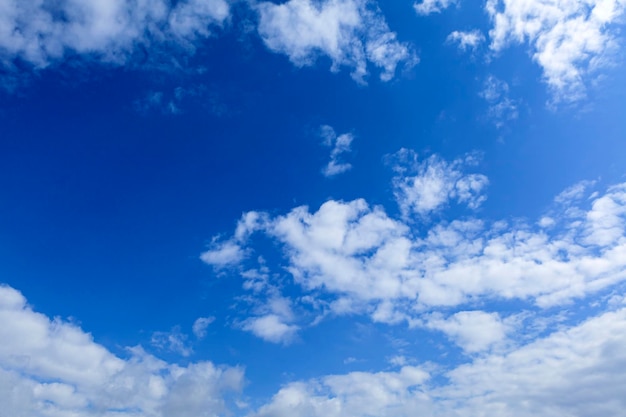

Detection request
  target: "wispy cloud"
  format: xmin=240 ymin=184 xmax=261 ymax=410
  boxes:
xmin=414 ymin=0 xmax=457 ymax=15
xmin=320 ymin=125 xmax=355 ymax=177
xmin=446 ymin=30 xmax=485 ymax=52
xmin=480 ymin=75 xmax=519 ymax=127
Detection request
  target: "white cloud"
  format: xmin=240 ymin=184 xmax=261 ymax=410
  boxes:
xmin=480 ymin=75 xmax=519 ymax=127
xmin=414 ymin=0 xmax=457 ymax=15
xmin=252 ymin=307 xmax=626 ymax=417
xmin=151 ymin=326 xmax=193 ymax=357
xmin=554 ymin=179 xmax=597 ymax=204
xmin=486 ymin=0 xmax=626 ymax=102
xmin=426 ymin=310 xmax=511 ymax=353
xmin=256 ymin=0 xmax=415 ymax=82
xmin=0 ymin=0 xmax=230 ymax=70
xmin=253 ymin=366 xmax=432 ymax=417
xmin=391 ymin=150 xmax=489 ymax=217
xmin=0 ymin=285 xmax=243 ymax=417
xmin=202 ymin=154 xmax=626 ymax=332
xmin=193 ymin=316 xmax=216 ymax=339
xmin=242 ymin=314 xmax=300 ymax=344
xmin=446 ymin=30 xmax=485 ymax=52
xmin=320 ymin=125 xmax=354 ymax=177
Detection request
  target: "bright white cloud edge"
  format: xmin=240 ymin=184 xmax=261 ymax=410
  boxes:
xmin=0 ymin=285 xmax=243 ymax=417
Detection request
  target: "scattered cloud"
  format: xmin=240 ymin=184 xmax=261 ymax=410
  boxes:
xmin=253 ymin=366 xmax=431 ymax=417
xmin=242 ymin=314 xmax=300 ymax=344
xmin=256 ymin=0 xmax=416 ymax=82
xmin=486 ymin=0 xmax=626 ymax=102
xmin=480 ymin=75 xmax=519 ymax=127
xmin=0 ymin=285 xmax=243 ymax=417
xmin=0 ymin=0 xmax=230 ymax=71
xmin=192 ymin=316 xmax=216 ymax=339
xmin=202 ymin=153 xmax=626 ymax=337
xmin=252 ymin=306 xmax=626 ymax=417
xmin=414 ymin=0 xmax=457 ymax=15
xmin=151 ymin=326 xmax=193 ymax=357
xmin=320 ymin=125 xmax=355 ymax=177
xmin=391 ymin=149 xmax=489 ymax=217
xmin=446 ymin=30 xmax=485 ymax=52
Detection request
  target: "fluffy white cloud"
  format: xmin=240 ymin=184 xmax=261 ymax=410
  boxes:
xmin=446 ymin=30 xmax=485 ymax=52
xmin=253 ymin=366 xmax=432 ymax=417
xmin=391 ymin=150 xmax=489 ymax=217
xmin=242 ymin=313 xmax=300 ymax=344
xmin=256 ymin=0 xmax=415 ymax=82
xmin=202 ymin=154 xmax=626 ymax=334
xmin=486 ymin=0 xmax=626 ymax=102
xmin=320 ymin=125 xmax=354 ymax=177
xmin=0 ymin=0 xmax=230 ymax=70
xmin=414 ymin=0 xmax=457 ymax=15
xmin=252 ymin=306 xmax=626 ymax=417
xmin=0 ymin=285 xmax=243 ymax=417
xmin=426 ymin=310 xmax=511 ymax=353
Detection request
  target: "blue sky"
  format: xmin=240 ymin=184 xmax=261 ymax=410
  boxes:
xmin=1 ymin=0 xmax=626 ymax=415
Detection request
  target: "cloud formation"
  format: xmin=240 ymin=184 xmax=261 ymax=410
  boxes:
xmin=0 ymin=285 xmax=243 ymax=417
xmin=0 ymin=0 xmax=230 ymax=71
xmin=202 ymin=153 xmax=626 ymax=333
xmin=252 ymin=306 xmax=626 ymax=417
xmin=486 ymin=0 xmax=626 ymax=101
xmin=320 ymin=125 xmax=355 ymax=177
xmin=480 ymin=75 xmax=519 ymax=127
xmin=256 ymin=0 xmax=415 ymax=82
xmin=446 ymin=30 xmax=485 ymax=52
xmin=414 ymin=0 xmax=457 ymax=15
xmin=391 ymin=150 xmax=489 ymax=217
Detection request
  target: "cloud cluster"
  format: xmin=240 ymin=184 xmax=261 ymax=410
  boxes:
xmin=252 ymin=306 xmax=626 ymax=417
xmin=0 ymin=285 xmax=243 ymax=417
xmin=391 ymin=150 xmax=489 ymax=217
xmin=0 ymin=0 xmax=230 ymax=70
xmin=202 ymin=153 xmax=626 ymax=339
xmin=256 ymin=0 xmax=415 ymax=82
xmin=486 ymin=0 xmax=626 ymax=101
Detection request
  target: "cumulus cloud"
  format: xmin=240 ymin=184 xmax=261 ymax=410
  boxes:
xmin=242 ymin=314 xmax=300 ymax=344
xmin=486 ymin=0 xmax=626 ymax=102
xmin=425 ymin=310 xmax=511 ymax=353
xmin=391 ymin=149 xmax=489 ymax=217
xmin=446 ymin=30 xmax=485 ymax=52
xmin=0 ymin=0 xmax=230 ymax=72
xmin=253 ymin=366 xmax=432 ymax=417
xmin=320 ymin=125 xmax=354 ymax=177
xmin=252 ymin=306 xmax=626 ymax=417
xmin=256 ymin=0 xmax=415 ymax=82
xmin=0 ymin=285 xmax=243 ymax=417
xmin=202 ymin=153 xmax=626 ymax=335
xmin=414 ymin=0 xmax=457 ymax=15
